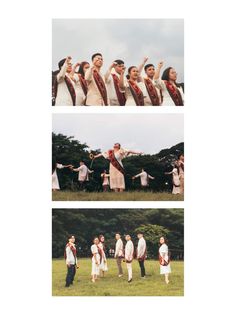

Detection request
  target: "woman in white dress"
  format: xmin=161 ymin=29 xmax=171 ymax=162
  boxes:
xmin=70 ymin=61 xmax=90 ymax=106
xmin=165 ymin=166 xmax=181 ymax=194
xmin=119 ymin=66 xmax=147 ymax=106
xmin=91 ymin=237 xmax=101 ymax=283
xmin=98 ymin=235 xmax=108 ymax=277
xmin=93 ymin=143 xmax=142 ymax=192
xmin=154 ymin=61 xmax=184 ymax=106
xmin=52 ymin=162 xmax=72 ymax=191
xmin=159 ymin=236 xmax=171 ymax=284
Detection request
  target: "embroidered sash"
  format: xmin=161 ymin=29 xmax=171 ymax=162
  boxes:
xmin=64 ymin=243 xmax=77 ymax=263
xmin=78 ymin=74 xmax=88 ymax=96
xmin=53 ymin=75 xmax=76 ymax=106
xmin=128 ymin=80 xmax=144 ymax=106
xmin=108 ymin=150 xmax=125 ymax=175
xmin=112 ymin=73 xmax=126 ymax=106
xmin=144 ymin=78 xmax=160 ymax=106
xmin=93 ymin=70 xmax=108 ymax=105
xmin=164 ymin=81 xmax=184 ymax=106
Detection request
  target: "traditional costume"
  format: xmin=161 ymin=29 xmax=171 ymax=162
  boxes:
xmin=144 ymin=77 xmax=162 ymax=106
xmin=122 ymin=80 xmax=147 ymax=106
xmin=159 ymin=243 xmax=171 ymax=274
xmin=170 ymin=168 xmax=181 ymax=194
xmin=178 ymin=161 xmax=184 ymax=194
xmin=73 ymin=164 xmax=93 ymax=182
xmin=134 ymin=171 xmax=154 ymax=187
xmin=91 ymin=244 xmax=100 ymax=276
xmin=85 ymin=68 xmax=108 ymax=106
xmin=137 ymin=237 xmax=147 ymax=278
xmin=54 ymin=61 xmax=76 ymax=106
xmin=106 ymin=70 xmax=126 ymax=106
xmin=154 ymin=78 xmax=184 ymax=106
xmin=102 ymin=148 xmax=129 ymax=190
xmin=64 ymin=242 xmax=77 ymax=287
xmin=115 ymin=238 xmax=124 ymax=276
xmin=98 ymin=242 xmax=108 ymax=272
xmin=74 ymin=74 xmax=88 ymax=106
xmin=52 ymin=163 xmax=64 ymax=190
xmin=125 ymin=240 xmax=134 ymax=281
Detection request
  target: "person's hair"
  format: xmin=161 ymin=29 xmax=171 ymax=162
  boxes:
xmin=137 ymin=231 xmax=144 ymax=235
xmin=68 ymin=234 xmax=75 ymax=240
xmin=114 ymin=143 xmax=121 ymax=148
xmin=99 ymin=234 xmax=105 ymax=242
xmin=160 ymin=236 xmax=168 ymax=244
xmin=144 ymin=63 xmax=154 ymax=72
xmin=80 ymin=160 xmax=85 ymax=164
xmin=116 ymin=232 xmax=121 ymax=236
xmin=128 ymin=66 xmax=136 ymax=74
xmin=178 ymin=153 xmax=184 ymax=159
xmin=114 ymin=59 xmax=124 ymax=65
xmin=58 ymin=58 xmax=66 ymax=70
xmin=92 ymin=53 xmax=102 ymax=61
xmin=161 ymin=67 xmax=172 ymax=81
xmin=93 ymin=236 xmax=99 ymax=242
xmin=78 ymin=61 xmax=89 ymax=77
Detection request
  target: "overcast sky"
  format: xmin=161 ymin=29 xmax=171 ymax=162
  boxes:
xmin=52 ymin=113 xmax=184 ymax=155
xmin=52 ymin=19 xmax=184 ymax=81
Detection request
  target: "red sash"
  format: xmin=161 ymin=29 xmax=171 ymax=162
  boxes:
xmin=144 ymin=78 xmax=160 ymax=106
xmin=64 ymin=243 xmax=77 ymax=261
xmin=93 ymin=70 xmax=108 ymax=105
xmin=128 ymin=80 xmax=144 ymax=106
xmin=108 ymin=150 xmax=125 ymax=175
xmin=78 ymin=74 xmax=88 ymax=96
xmin=53 ymin=75 xmax=76 ymax=106
xmin=159 ymin=254 xmax=170 ymax=266
xmin=112 ymin=74 xmax=126 ymax=106
xmin=164 ymin=81 xmax=183 ymax=106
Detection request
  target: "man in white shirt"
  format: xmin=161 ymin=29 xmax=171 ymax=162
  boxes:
xmin=105 ymin=60 xmax=126 ymax=106
xmin=71 ymin=161 xmax=93 ymax=191
xmin=136 ymin=232 xmax=147 ymax=278
xmin=64 ymin=235 xmax=78 ymax=287
xmin=132 ymin=168 xmax=155 ymax=190
xmin=85 ymin=53 xmax=108 ymax=106
xmin=114 ymin=233 xmax=124 ymax=277
xmin=54 ymin=56 xmax=77 ymax=106
xmin=125 ymin=234 xmax=134 ymax=283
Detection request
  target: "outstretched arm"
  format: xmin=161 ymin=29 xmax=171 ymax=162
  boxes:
xmin=104 ymin=62 xmax=117 ymax=83
xmin=93 ymin=153 xmax=103 ymax=159
xmin=137 ymin=57 xmax=148 ymax=75
xmin=127 ymin=150 xmax=143 ymax=155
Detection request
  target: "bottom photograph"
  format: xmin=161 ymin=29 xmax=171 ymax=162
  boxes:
xmin=52 ymin=208 xmax=184 ymax=296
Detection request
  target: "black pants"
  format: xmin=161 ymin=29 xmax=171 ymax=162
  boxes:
xmin=138 ymin=260 xmax=146 ymax=277
xmin=65 ymin=264 xmax=76 ymax=286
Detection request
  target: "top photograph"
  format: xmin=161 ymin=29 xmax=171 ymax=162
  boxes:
xmin=52 ymin=19 xmax=184 ymax=107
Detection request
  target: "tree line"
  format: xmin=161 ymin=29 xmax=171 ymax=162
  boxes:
xmin=52 ymin=208 xmax=184 ymax=260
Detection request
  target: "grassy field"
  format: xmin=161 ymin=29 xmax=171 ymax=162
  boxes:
xmin=52 ymin=258 xmax=184 ymax=296
xmin=52 ymin=191 xmax=184 ymax=201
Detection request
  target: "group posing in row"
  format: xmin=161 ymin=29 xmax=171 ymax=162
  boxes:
xmin=52 ymin=143 xmax=184 ymax=194
xmin=52 ymin=53 xmax=184 ymax=106
xmin=64 ymin=233 xmax=171 ymax=287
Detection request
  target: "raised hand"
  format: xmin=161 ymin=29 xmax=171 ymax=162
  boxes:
xmin=158 ymin=61 xmax=164 ymax=68
xmin=143 ymin=56 xmax=149 ymax=63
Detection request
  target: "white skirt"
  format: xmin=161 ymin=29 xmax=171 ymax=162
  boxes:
xmin=91 ymin=255 xmax=100 ymax=275
xmin=99 ymin=257 xmax=108 ymax=272
xmin=160 ymin=263 xmax=171 ymax=274
xmin=52 ymin=170 xmax=60 ymax=190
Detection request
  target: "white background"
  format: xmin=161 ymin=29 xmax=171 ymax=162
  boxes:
xmin=0 ymin=0 xmax=236 ymax=313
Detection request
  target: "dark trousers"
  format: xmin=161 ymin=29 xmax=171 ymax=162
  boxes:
xmin=138 ymin=260 xmax=146 ymax=277
xmin=79 ymin=181 xmax=87 ymax=191
xmin=65 ymin=264 xmax=76 ymax=286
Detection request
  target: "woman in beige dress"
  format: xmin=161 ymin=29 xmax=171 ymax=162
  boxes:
xmin=93 ymin=143 xmax=142 ymax=192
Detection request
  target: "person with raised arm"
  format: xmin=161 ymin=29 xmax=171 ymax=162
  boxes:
xmin=70 ymin=61 xmax=90 ymax=105
xmin=154 ymin=61 xmax=184 ymax=106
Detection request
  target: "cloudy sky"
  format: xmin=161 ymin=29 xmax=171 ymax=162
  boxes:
xmin=52 ymin=19 xmax=184 ymax=81
xmin=52 ymin=113 xmax=184 ymax=155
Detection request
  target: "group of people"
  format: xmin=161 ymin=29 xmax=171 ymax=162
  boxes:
xmin=52 ymin=143 xmax=184 ymax=194
xmin=64 ymin=233 xmax=171 ymax=287
xmin=52 ymin=53 xmax=184 ymax=106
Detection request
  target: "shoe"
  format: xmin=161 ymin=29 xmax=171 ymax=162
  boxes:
xmin=128 ymin=278 xmax=132 ymax=283
xmin=141 ymin=276 xmax=146 ymax=279
xmin=118 ymin=274 xmax=123 ymax=277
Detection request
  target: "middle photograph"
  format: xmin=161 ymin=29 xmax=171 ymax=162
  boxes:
xmin=52 ymin=113 xmax=184 ymax=201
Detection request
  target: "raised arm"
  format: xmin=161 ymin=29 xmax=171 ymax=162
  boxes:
xmin=137 ymin=57 xmax=148 ymax=75
xmin=153 ymin=61 xmax=164 ymax=80
xmin=85 ymin=66 xmax=94 ymax=83
xmin=127 ymin=150 xmax=143 ymax=155
xmin=57 ymin=56 xmax=71 ymax=82
xmin=69 ymin=61 xmax=81 ymax=82
xmin=104 ymin=62 xmax=117 ymax=83
xmin=93 ymin=153 xmax=103 ymax=159
xmin=119 ymin=67 xmax=126 ymax=91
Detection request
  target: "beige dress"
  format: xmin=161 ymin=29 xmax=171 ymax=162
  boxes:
xmin=102 ymin=148 xmax=129 ymax=189
xmin=85 ymin=68 xmax=107 ymax=106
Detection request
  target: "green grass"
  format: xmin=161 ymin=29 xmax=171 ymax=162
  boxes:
xmin=52 ymin=191 xmax=184 ymax=201
xmin=52 ymin=258 xmax=184 ymax=296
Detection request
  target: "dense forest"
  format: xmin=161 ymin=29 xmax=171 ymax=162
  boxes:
xmin=52 ymin=208 xmax=184 ymax=260
xmin=52 ymin=133 xmax=184 ymax=192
